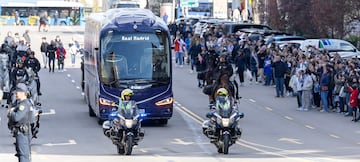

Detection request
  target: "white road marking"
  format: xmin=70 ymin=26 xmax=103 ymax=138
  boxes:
xmin=71 ymin=80 xmax=75 ymax=83
xmin=43 ymin=139 xmax=76 ymax=146
xmin=278 ymin=138 xmax=303 ymax=144
xmin=305 ymin=125 xmax=315 ymax=130
xmin=41 ymin=109 xmax=56 ymax=115
xmin=171 ymin=138 xmax=194 ymax=145
xmin=67 ymin=74 xmax=71 ymax=77
xmin=330 ymin=134 xmax=340 ymax=139
xmin=81 ymin=92 xmax=85 ymax=96
xmin=284 ymin=116 xmax=293 ymax=120
xmin=249 ymin=99 xmax=256 ymax=103
xmin=140 ymin=149 xmax=148 ymax=153
xmin=76 ymin=86 xmax=80 ymax=89
xmin=265 ymin=106 xmax=273 ymax=111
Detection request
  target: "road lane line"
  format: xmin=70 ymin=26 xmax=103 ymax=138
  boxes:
xmin=284 ymin=116 xmax=293 ymax=120
xmin=249 ymin=99 xmax=256 ymax=103
xmin=71 ymin=80 xmax=75 ymax=83
xmin=174 ymin=103 xmax=313 ymax=161
xmin=67 ymin=74 xmax=71 ymax=77
xmin=329 ymin=134 xmax=340 ymax=139
xmin=76 ymin=86 xmax=80 ymax=89
xmin=265 ymin=106 xmax=273 ymax=111
xmin=41 ymin=109 xmax=56 ymax=115
xmin=305 ymin=125 xmax=315 ymax=130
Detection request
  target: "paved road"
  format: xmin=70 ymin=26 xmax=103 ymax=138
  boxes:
xmin=0 ymin=26 xmax=360 ymax=162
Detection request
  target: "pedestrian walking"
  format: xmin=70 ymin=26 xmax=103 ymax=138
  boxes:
xmin=272 ymin=55 xmax=288 ymax=97
xmin=46 ymin=40 xmax=57 ymax=72
xmin=40 ymin=37 xmax=49 ymax=68
xmin=56 ymin=43 xmax=66 ymax=72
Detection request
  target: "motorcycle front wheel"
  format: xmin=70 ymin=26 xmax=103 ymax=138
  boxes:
xmin=223 ymin=134 xmax=230 ymax=154
xmin=117 ymin=145 xmax=125 ymax=155
xmin=124 ymin=135 xmax=133 ymax=155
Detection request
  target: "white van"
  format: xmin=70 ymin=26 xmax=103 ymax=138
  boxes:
xmin=300 ymin=39 xmax=360 ymax=58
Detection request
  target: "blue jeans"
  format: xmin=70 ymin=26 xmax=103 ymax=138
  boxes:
xmin=175 ymin=52 xmax=183 ymax=65
xmin=345 ymin=92 xmax=352 ymax=114
xmin=265 ymin=73 xmax=272 ymax=86
xmin=275 ymin=77 xmax=284 ymax=96
xmin=339 ymin=97 xmax=345 ymax=112
xmin=320 ymin=90 xmax=329 ymax=111
xmin=71 ymin=54 xmax=76 ymax=65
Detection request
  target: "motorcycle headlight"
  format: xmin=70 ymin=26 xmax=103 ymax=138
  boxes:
xmin=125 ymin=119 xmax=134 ymax=128
xmin=222 ymin=118 xmax=230 ymax=127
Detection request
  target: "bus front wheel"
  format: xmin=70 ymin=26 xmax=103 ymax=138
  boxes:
xmin=89 ymin=105 xmax=96 ymax=117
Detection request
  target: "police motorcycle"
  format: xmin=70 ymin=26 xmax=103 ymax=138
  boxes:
xmin=202 ymin=88 xmax=244 ymax=154
xmin=102 ymin=100 xmax=145 ymax=155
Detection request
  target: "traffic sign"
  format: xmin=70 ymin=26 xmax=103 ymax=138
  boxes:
xmin=181 ymin=0 xmax=199 ymax=8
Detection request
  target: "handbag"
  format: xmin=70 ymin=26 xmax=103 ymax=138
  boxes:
xmin=244 ymin=69 xmax=252 ymax=80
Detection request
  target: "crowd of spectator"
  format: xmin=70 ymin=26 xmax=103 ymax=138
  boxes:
xmin=169 ymin=20 xmax=360 ymax=122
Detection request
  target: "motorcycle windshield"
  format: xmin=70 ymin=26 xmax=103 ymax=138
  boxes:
xmin=117 ymin=100 xmax=137 ymax=119
xmin=215 ymin=96 xmax=232 ymax=118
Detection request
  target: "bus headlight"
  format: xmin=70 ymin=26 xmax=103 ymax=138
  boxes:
xmin=155 ymin=97 xmax=173 ymax=106
xmin=99 ymin=97 xmax=116 ymax=106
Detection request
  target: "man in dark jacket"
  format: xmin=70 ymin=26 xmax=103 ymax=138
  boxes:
xmin=46 ymin=40 xmax=57 ymax=72
xmin=272 ymin=55 xmax=288 ymax=97
xmin=189 ymin=40 xmax=202 ymax=73
xmin=25 ymin=51 xmax=41 ymax=95
xmin=40 ymin=37 xmax=48 ymax=68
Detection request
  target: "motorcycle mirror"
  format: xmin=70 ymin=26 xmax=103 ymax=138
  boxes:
xmin=239 ymin=112 xmax=244 ymax=119
xmin=206 ymin=112 xmax=213 ymax=118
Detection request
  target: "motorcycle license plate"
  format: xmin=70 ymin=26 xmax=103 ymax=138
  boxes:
xmin=138 ymin=109 xmax=145 ymax=114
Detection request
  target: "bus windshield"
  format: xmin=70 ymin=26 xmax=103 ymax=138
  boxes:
xmin=100 ymin=32 xmax=170 ymax=87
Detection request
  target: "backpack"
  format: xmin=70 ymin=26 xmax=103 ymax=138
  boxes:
xmin=59 ymin=48 xmax=65 ymax=61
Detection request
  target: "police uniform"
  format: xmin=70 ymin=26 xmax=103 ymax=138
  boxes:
xmin=8 ymin=83 xmax=32 ymax=162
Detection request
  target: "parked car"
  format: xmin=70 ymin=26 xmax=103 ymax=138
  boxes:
xmin=222 ymin=23 xmax=272 ymax=35
xmin=300 ymin=39 xmax=360 ymax=58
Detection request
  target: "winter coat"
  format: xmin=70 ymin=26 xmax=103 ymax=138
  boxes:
xmin=348 ymin=86 xmax=359 ymax=108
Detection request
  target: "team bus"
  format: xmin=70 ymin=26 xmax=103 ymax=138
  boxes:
xmin=0 ymin=1 xmax=92 ymax=26
xmin=84 ymin=8 xmax=173 ymax=125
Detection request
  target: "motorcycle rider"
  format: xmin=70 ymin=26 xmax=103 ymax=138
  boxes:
xmin=104 ymin=89 xmax=144 ymax=143
xmin=25 ymin=51 xmax=41 ymax=95
xmin=118 ymin=89 xmax=140 ymax=130
xmin=202 ymin=88 xmax=243 ymax=142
